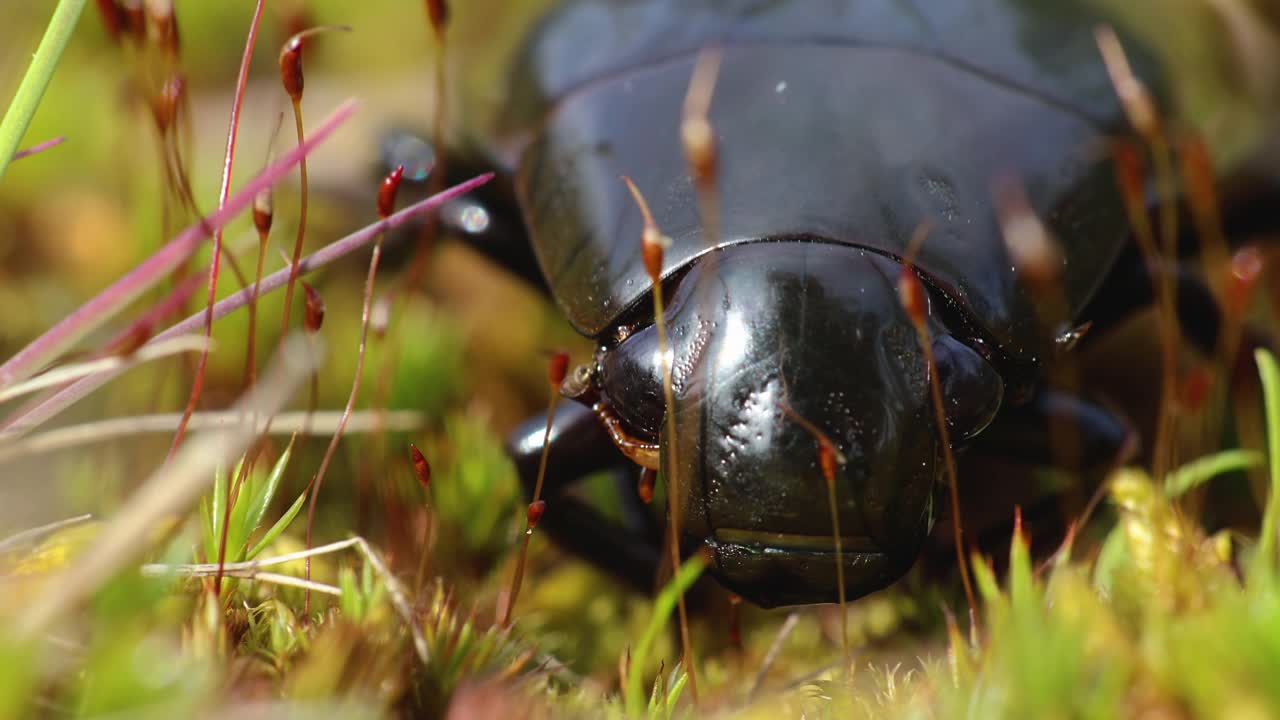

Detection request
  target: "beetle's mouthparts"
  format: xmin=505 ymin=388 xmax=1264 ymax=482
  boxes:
xmin=560 ymin=361 xmax=596 ymax=400
xmin=701 ymin=531 xmax=905 ymax=608
xmin=712 ymin=528 xmax=879 ymax=554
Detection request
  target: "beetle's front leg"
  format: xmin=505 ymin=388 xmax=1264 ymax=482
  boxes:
xmin=506 ymin=401 xmax=663 ymax=592
xmin=1082 ymin=243 xmax=1278 ymax=361
xmin=1081 ymin=245 xmax=1229 ymax=355
xmin=943 ymin=386 xmax=1137 ymax=561
xmin=380 ymin=131 xmax=549 ymax=292
xmin=972 ymin=385 xmax=1137 ymax=470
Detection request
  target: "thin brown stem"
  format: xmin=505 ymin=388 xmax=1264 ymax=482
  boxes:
xmin=301 ymin=213 xmax=394 ymax=614
xmin=650 ymin=280 xmax=698 ymax=702
xmin=413 ymin=505 xmax=434 ymax=595
xmin=503 ymin=516 xmax=536 ymax=626
xmin=501 ymin=393 xmax=559 ymax=627
xmin=777 ymin=397 xmax=850 ymax=671
xmin=1175 ymin=132 xmax=1233 ymax=463
xmin=212 ymin=465 xmax=235 ymax=596
xmin=824 ymin=474 xmax=849 ymax=670
xmin=1151 ymin=133 xmax=1182 ymax=480
xmin=165 ymin=0 xmax=266 ymax=459
xmin=245 ymin=118 xmax=282 ymax=391
xmin=900 ymin=224 xmax=976 ymax=619
xmin=1114 ymin=141 xmax=1175 ymax=482
xmin=245 ymin=230 xmax=269 ymax=389
xmin=623 ymin=176 xmax=699 ymax=702
xmin=681 ymin=48 xmax=722 ymax=250
xmin=401 ymin=12 xmax=449 ymax=296
xmin=919 ymin=322 xmax=976 ymax=616
xmin=280 ymin=99 xmax=309 ymax=338
xmin=1096 ymin=25 xmax=1180 ymax=483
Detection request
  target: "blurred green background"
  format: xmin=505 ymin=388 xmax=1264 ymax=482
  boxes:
xmin=0 ymin=0 xmax=593 ymax=538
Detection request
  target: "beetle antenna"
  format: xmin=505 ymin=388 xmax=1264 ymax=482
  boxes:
xmin=899 ymin=223 xmax=978 ymax=623
xmin=1097 ymin=25 xmax=1182 ymax=483
xmin=501 ymin=350 xmax=570 ymax=627
xmin=621 ymin=176 xmax=699 ymax=704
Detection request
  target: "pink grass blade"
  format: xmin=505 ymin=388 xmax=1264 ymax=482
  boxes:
xmin=0 ymin=172 xmax=493 ymax=437
xmin=97 ymin=273 xmax=204 ymax=354
xmin=0 ymin=99 xmax=359 ymax=389
xmin=11 ymin=135 xmax=66 ymax=161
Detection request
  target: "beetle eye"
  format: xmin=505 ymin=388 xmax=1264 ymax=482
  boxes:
xmin=932 ymin=334 xmax=1003 ymax=442
xmin=598 ymin=325 xmax=665 ymax=442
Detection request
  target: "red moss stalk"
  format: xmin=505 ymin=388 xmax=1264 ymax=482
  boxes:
xmin=899 ymin=226 xmax=977 ymax=619
xmin=303 ymin=165 xmax=404 ymax=614
xmin=501 ymin=350 xmax=570 ymax=627
xmin=410 ymin=442 xmax=435 ymax=593
xmin=621 ymin=176 xmax=698 ymax=702
xmin=681 ymin=48 xmax=722 ymax=248
xmin=167 ymin=0 xmax=267 ymax=461
xmin=1097 ymin=25 xmax=1181 ymax=480
xmin=277 ymin=25 xmax=351 ymax=340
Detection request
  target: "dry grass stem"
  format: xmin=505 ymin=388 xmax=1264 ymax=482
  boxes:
xmin=0 ymin=410 xmax=421 ymax=465
xmin=16 ymin=334 xmax=319 ymax=636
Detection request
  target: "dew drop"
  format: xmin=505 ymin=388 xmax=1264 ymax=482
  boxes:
xmin=381 ymin=132 xmax=434 ymax=182
xmin=455 ymin=204 xmax=490 ymax=234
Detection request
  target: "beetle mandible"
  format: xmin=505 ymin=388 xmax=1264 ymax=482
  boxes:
xmin=394 ymin=0 xmax=1278 ymax=607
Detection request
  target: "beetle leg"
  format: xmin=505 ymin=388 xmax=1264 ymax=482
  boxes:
xmin=1080 ymin=244 xmax=1243 ymax=355
xmin=615 ymin=467 xmax=664 ymax=543
xmin=381 ymin=132 xmax=549 ymax=291
xmin=506 ymin=401 xmax=662 ymax=592
xmin=593 ymin=402 xmax=661 ymax=470
xmin=969 ymin=385 xmax=1137 ymax=470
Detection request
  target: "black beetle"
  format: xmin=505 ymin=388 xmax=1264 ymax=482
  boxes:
xmin=392 ymin=0 xmax=1278 ymax=607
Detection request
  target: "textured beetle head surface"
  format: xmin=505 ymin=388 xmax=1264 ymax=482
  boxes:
xmin=597 ymin=241 xmax=1005 ymax=606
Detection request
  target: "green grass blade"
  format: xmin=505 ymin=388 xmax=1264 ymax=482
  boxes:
xmin=970 ymin=553 xmax=1002 ymax=607
xmin=244 ymin=442 xmax=295 ymax=541
xmin=246 ymin=489 xmax=307 ymax=562
xmin=0 ymin=0 xmax=89 ymax=181
xmin=1008 ymin=523 xmax=1034 ymax=613
xmin=198 ymin=497 xmax=214 ymax=564
xmin=205 ymin=465 xmax=229 ymax=562
xmin=1165 ymin=449 xmax=1264 ymax=498
xmin=339 ymin=566 xmax=362 ymax=618
xmin=1093 ymin=528 xmax=1128 ymax=595
xmin=226 ymin=457 xmax=253 ymax=562
xmin=625 ymin=554 xmax=706 ymax=718
xmin=1253 ymin=349 xmax=1280 ymax=572
xmin=664 ymin=665 xmax=688 ymax=720
xmin=647 ymin=664 xmax=665 ymax=717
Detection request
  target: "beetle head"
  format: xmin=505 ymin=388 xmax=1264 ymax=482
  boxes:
xmin=595 ymin=241 xmax=1002 ymax=607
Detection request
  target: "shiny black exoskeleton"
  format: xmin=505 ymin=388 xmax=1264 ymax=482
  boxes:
xmin=395 ymin=0 xmax=1277 ymax=607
